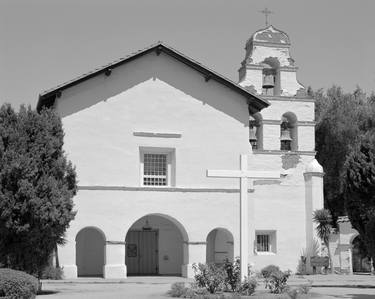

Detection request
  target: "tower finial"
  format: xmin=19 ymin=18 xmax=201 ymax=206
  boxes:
xmin=260 ymin=8 xmax=273 ymax=26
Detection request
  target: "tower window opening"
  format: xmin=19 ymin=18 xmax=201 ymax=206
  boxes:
xmin=280 ymin=112 xmax=298 ymax=151
xmin=249 ymin=120 xmax=258 ymax=149
xmin=249 ymin=113 xmax=263 ymax=150
xmin=280 ymin=120 xmax=292 ymax=150
xmin=262 ymin=67 xmax=276 ymax=96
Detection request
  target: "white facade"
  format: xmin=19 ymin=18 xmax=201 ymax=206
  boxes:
xmin=38 ymin=26 xmax=324 ymax=279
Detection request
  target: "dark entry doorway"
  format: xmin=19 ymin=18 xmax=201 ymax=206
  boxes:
xmin=352 ymin=236 xmax=372 ymax=273
xmin=126 ymin=230 xmax=158 ymax=275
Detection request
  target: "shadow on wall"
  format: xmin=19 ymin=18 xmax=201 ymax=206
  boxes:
xmin=58 ymin=51 xmax=249 ymax=128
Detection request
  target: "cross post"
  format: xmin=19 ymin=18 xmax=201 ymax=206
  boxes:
xmin=207 ymin=154 xmax=280 ymax=279
xmin=260 ymin=8 xmax=273 ymax=26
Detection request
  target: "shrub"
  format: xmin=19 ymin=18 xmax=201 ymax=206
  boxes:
xmin=41 ymin=266 xmax=63 ymax=280
xmin=192 ymin=263 xmax=226 ymax=294
xmin=223 ymin=258 xmax=241 ymax=292
xmin=0 ymin=268 xmax=38 ymax=299
xmin=298 ymin=282 xmax=312 ymax=295
xmin=168 ymin=282 xmax=189 ymax=297
xmin=238 ymin=276 xmax=257 ymax=296
xmin=265 ymin=270 xmax=290 ymax=294
xmin=286 ymin=283 xmax=312 ymax=299
xmin=167 ymin=282 xmax=209 ymax=298
xmin=261 ymin=265 xmax=280 ymax=279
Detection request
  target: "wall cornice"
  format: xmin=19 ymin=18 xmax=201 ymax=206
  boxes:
xmin=253 ymin=150 xmax=316 ymax=156
xmin=78 ymin=186 xmax=255 ymax=193
xmin=252 ymin=41 xmax=291 ymax=48
xmin=262 ymin=119 xmax=315 ymax=126
xmin=261 ymin=96 xmax=315 ymax=103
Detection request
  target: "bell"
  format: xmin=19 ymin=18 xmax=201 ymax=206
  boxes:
xmin=249 ymin=126 xmax=257 ymax=141
xmin=249 ymin=126 xmax=258 ymax=149
xmin=263 ymin=74 xmax=275 ymax=88
xmin=280 ymin=128 xmax=292 ymax=141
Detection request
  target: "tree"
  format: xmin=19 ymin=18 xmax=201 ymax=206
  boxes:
xmin=344 ymin=131 xmax=375 ymax=270
xmin=0 ymin=104 xmax=77 ymax=278
xmin=313 ymin=209 xmax=333 ymax=273
xmin=314 ymin=86 xmax=373 ymax=221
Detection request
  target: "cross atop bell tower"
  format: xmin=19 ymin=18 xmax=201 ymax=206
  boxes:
xmin=238 ymin=24 xmax=306 ymax=97
xmin=260 ymin=8 xmax=273 ymax=26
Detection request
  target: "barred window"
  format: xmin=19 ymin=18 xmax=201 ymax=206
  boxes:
xmin=257 ymin=234 xmax=270 ymax=252
xmin=143 ymin=154 xmax=167 ymax=186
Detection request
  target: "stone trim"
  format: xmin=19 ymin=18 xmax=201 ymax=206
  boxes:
xmin=262 ymin=119 xmax=315 ymax=126
xmin=253 ymin=150 xmax=316 ymax=156
xmin=78 ymin=186 xmax=255 ymax=193
xmin=303 ymin=172 xmax=324 ymax=178
xmin=252 ymin=41 xmax=291 ymax=48
xmin=106 ymin=241 xmax=126 ymax=245
xmin=279 ymin=66 xmax=299 ymax=72
xmin=133 ymin=132 xmax=181 ymax=138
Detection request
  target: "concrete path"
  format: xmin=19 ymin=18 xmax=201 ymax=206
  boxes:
xmin=38 ymin=274 xmax=375 ymax=299
xmin=289 ymin=274 xmax=375 ymax=288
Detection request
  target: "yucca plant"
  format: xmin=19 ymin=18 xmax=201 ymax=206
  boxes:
xmin=313 ymin=209 xmax=333 ymax=273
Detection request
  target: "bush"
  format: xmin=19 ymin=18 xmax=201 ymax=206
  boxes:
xmin=223 ymin=258 xmax=241 ymax=292
xmin=238 ymin=276 xmax=257 ymax=296
xmin=265 ymin=270 xmax=290 ymax=294
xmin=167 ymin=282 xmax=189 ymax=297
xmin=41 ymin=266 xmax=63 ymax=280
xmin=298 ymin=283 xmax=312 ymax=295
xmin=261 ymin=265 xmax=280 ymax=279
xmin=286 ymin=283 xmax=312 ymax=299
xmin=192 ymin=263 xmax=226 ymax=294
xmin=0 ymin=268 xmax=38 ymax=299
xmin=167 ymin=282 xmax=208 ymax=298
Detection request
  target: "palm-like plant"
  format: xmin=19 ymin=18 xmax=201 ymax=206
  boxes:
xmin=313 ymin=209 xmax=333 ymax=273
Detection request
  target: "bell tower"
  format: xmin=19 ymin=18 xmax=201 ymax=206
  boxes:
xmin=238 ymin=25 xmax=305 ymax=96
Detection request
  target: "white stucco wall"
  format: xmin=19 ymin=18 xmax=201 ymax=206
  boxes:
xmin=52 ymin=48 xmax=319 ymax=278
xmin=57 ymin=52 xmax=251 ymax=189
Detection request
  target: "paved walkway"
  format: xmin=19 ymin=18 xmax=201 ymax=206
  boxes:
xmin=38 ymin=275 xmax=375 ymax=299
xmin=42 ymin=274 xmax=375 ymax=288
xmin=289 ymin=274 xmax=375 ymax=288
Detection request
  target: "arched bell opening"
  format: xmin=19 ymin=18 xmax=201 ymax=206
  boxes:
xmin=75 ymin=226 xmax=106 ymax=277
xmin=206 ymin=228 xmax=234 ymax=265
xmin=280 ymin=112 xmax=298 ymax=151
xmin=125 ymin=214 xmax=188 ymax=276
xmin=249 ymin=112 xmax=263 ymax=150
xmin=261 ymin=57 xmax=280 ymax=96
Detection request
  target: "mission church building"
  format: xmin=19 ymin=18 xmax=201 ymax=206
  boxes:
xmin=37 ymin=25 xmax=324 ymax=279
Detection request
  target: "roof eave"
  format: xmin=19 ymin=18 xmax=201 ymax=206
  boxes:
xmin=37 ymin=43 xmax=269 ymax=113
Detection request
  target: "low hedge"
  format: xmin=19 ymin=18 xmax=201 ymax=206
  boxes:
xmin=0 ymin=268 xmax=38 ymax=299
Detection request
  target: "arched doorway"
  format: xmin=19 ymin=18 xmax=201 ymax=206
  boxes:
xmin=76 ymin=227 xmax=106 ymax=277
xmin=352 ymin=235 xmax=372 ymax=273
xmin=125 ymin=214 xmax=188 ymax=276
xmin=206 ymin=228 xmax=234 ymax=265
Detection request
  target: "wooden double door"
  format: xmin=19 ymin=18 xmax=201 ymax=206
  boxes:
xmin=126 ymin=230 xmax=159 ymax=275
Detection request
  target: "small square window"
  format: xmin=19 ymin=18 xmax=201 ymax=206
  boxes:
xmin=140 ymin=148 xmax=175 ymax=187
xmin=255 ymin=231 xmax=276 ymax=254
xmin=143 ymin=153 xmax=167 ymax=186
xmin=257 ymin=234 xmax=270 ymax=252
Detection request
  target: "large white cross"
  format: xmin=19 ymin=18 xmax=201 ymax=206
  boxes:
xmin=207 ymin=154 xmax=280 ymax=279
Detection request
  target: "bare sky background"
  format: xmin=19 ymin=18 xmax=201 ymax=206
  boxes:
xmin=0 ymin=0 xmax=374 ymax=108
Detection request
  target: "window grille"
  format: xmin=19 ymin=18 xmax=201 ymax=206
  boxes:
xmin=143 ymin=153 xmax=167 ymax=186
xmin=257 ymin=234 xmax=270 ymax=252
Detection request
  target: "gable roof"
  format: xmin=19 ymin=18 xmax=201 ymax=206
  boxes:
xmin=37 ymin=42 xmax=269 ymax=112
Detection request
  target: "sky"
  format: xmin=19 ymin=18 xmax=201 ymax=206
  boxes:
xmin=0 ymin=0 xmax=374 ymax=109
